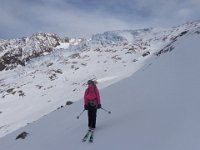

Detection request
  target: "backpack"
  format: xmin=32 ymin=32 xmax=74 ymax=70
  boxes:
xmin=88 ymin=100 xmax=97 ymax=107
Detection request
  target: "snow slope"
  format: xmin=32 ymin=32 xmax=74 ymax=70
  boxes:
xmin=0 ymin=20 xmax=199 ymax=138
xmin=0 ymin=27 xmax=200 ymax=150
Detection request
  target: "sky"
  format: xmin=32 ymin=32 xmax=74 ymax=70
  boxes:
xmin=0 ymin=0 xmax=200 ymax=39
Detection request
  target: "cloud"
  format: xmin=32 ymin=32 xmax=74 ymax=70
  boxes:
xmin=0 ymin=0 xmax=199 ymax=39
xmin=176 ymin=8 xmax=192 ymax=18
xmin=0 ymin=0 xmax=134 ymax=38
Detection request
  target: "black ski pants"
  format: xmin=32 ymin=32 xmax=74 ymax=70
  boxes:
xmin=87 ymin=105 xmax=97 ymax=129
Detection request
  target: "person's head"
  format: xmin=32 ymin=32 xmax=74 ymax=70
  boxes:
xmin=87 ymin=80 xmax=97 ymax=87
xmin=87 ymin=80 xmax=95 ymax=85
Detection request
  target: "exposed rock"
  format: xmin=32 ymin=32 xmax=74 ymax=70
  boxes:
xmin=142 ymin=51 xmax=150 ymax=57
xmin=69 ymin=53 xmax=81 ymax=59
xmin=0 ymin=33 xmax=71 ymax=71
xmin=133 ymin=59 xmax=138 ymax=62
xmin=16 ymin=131 xmax=29 ymax=140
xmin=46 ymin=62 xmax=53 ymax=67
xmin=55 ymin=69 xmax=63 ymax=74
xmin=66 ymin=101 xmax=73 ymax=105
xmin=6 ymin=88 xmax=15 ymax=93
xmin=156 ymin=43 xmax=175 ymax=56
xmin=18 ymin=90 xmax=25 ymax=97
xmin=0 ymin=62 xmax=6 ymax=71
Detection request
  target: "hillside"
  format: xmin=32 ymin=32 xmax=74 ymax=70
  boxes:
xmin=0 ymin=25 xmax=200 ymax=150
xmin=0 ymin=21 xmax=200 ymax=139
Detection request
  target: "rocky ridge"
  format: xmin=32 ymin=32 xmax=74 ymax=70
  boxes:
xmin=0 ymin=33 xmax=82 ymax=71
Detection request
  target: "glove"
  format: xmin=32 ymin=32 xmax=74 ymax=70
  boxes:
xmin=97 ymin=104 xmax=101 ymax=109
xmin=84 ymin=105 xmax=88 ymax=110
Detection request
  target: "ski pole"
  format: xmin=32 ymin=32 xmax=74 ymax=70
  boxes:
xmin=101 ymin=107 xmax=111 ymax=114
xmin=76 ymin=109 xmax=85 ymax=119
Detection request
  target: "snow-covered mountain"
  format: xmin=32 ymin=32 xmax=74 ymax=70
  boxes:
xmin=0 ymin=32 xmax=83 ymax=71
xmin=0 ymin=20 xmax=200 ymax=150
xmin=0 ymin=20 xmax=200 ymax=140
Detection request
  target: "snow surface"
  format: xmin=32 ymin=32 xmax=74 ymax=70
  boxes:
xmin=0 ymin=29 xmax=200 ymax=150
xmin=0 ymin=21 xmax=200 ymax=139
xmin=0 ymin=27 xmax=168 ymax=137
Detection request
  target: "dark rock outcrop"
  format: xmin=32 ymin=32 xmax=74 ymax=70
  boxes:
xmin=16 ymin=131 xmax=29 ymax=140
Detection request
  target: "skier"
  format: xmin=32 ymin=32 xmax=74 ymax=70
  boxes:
xmin=84 ymin=80 xmax=101 ymax=131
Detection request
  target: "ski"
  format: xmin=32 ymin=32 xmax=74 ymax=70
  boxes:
xmin=82 ymin=130 xmax=91 ymax=142
xmin=89 ymin=130 xmax=94 ymax=143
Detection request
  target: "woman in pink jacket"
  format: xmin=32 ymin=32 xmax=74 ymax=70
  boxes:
xmin=84 ymin=80 xmax=101 ymax=130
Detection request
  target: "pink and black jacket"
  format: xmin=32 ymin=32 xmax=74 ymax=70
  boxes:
xmin=84 ymin=84 xmax=101 ymax=106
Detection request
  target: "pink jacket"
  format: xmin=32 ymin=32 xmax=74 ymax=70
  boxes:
xmin=84 ymin=85 xmax=101 ymax=105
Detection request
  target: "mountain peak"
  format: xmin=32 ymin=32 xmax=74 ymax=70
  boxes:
xmin=0 ymin=33 xmax=72 ymax=71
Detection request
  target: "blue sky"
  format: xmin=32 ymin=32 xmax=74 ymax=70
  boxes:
xmin=0 ymin=0 xmax=200 ymax=39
